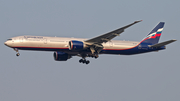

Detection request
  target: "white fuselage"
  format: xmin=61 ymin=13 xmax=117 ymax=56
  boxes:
xmin=5 ymin=36 xmax=140 ymax=55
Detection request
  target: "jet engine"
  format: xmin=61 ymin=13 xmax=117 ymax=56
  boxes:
xmin=53 ymin=52 xmax=71 ymax=61
xmin=68 ymin=40 xmax=86 ymax=50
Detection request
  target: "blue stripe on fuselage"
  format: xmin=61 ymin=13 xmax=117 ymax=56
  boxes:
xmin=14 ymin=45 xmax=165 ymax=55
xmin=15 ymin=47 xmax=69 ymax=52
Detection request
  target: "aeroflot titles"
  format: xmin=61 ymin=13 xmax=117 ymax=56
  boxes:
xmin=24 ymin=36 xmax=44 ymax=39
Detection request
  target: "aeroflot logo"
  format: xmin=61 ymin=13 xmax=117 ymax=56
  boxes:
xmin=146 ymin=32 xmax=157 ymax=38
xmin=144 ymin=28 xmax=163 ymax=39
xmin=24 ymin=36 xmax=43 ymax=39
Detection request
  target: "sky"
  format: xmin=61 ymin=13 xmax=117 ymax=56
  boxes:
xmin=0 ymin=0 xmax=180 ymax=101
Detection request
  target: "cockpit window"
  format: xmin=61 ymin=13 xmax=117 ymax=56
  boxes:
xmin=7 ymin=39 xmax=12 ymax=41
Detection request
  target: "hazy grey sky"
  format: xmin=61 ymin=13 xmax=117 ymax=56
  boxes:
xmin=1 ymin=0 xmax=180 ymax=101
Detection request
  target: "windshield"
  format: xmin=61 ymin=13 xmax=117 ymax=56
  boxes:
xmin=7 ymin=39 xmax=12 ymax=41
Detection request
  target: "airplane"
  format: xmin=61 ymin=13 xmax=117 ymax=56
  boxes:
xmin=4 ymin=20 xmax=176 ymax=64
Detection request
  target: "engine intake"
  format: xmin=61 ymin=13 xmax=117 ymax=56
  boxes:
xmin=53 ymin=52 xmax=71 ymax=61
xmin=69 ymin=40 xmax=85 ymax=50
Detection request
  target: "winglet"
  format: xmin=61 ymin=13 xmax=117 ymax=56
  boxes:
xmin=122 ymin=20 xmax=142 ymax=29
xmin=134 ymin=20 xmax=143 ymax=23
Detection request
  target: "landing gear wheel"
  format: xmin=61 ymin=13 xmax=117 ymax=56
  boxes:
xmin=88 ymin=54 xmax=99 ymax=59
xmin=79 ymin=59 xmax=90 ymax=64
xmin=82 ymin=60 xmax=86 ymax=64
xmin=94 ymin=54 xmax=99 ymax=59
xmin=79 ymin=59 xmax=83 ymax=63
xmin=86 ymin=60 xmax=90 ymax=64
xmin=16 ymin=53 xmax=20 ymax=56
xmin=14 ymin=48 xmax=20 ymax=57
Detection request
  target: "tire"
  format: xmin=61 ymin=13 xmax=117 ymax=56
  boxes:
xmin=16 ymin=53 xmax=20 ymax=56
xmin=86 ymin=60 xmax=90 ymax=64
xmin=79 ymin=59 xmax=83 ymax=63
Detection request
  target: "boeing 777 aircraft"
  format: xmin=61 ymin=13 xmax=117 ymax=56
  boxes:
xmin=4 ymin=20 xmax=176 ymax=64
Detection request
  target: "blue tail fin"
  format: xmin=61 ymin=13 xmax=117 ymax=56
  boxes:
xmin=140 ymin=22 xmax=165 ymax=45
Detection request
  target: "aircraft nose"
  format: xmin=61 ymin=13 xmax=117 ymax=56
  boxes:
xmin=4 ymin=41 xmax=8 ymax=46
xmin=4 ymin=41 xmax=10 ymax=47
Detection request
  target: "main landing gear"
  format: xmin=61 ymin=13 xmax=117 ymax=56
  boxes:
xmin=14 ymin=48 xmax=20 ymax=56
xmin=78 ymin=53 xmax=90 ymax=64
xmin=87 ymin=54 xmax=99 ymax=59
xmin=79 ymin=59 xmax=90 ymax=64
xmin=78 ymin=53 xmax=99 ymax=64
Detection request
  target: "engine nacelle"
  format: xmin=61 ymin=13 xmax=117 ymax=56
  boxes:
xmin=53 ymin=52 xmax=71 ymax=61
xmin=69 ymin=40 xmax=85 ymax=50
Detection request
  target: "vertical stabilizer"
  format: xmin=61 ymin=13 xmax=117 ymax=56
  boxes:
xmin=141 ymin=22 xmax=165 ymax=45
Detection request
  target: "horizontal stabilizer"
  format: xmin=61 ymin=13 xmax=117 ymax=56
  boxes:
xmin=149 ymin=39 xmax=177 ymax=48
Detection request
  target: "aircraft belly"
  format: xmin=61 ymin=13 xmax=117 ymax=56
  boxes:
xmin=101 ymin=44 xmax=140 ymax=55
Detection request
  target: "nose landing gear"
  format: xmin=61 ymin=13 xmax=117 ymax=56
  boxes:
xmin=14 ymin=48 xmax=20 ymax=56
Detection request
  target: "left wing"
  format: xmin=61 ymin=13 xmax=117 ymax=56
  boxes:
xmin=85 ymin=20 xmax=142 ymax=44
